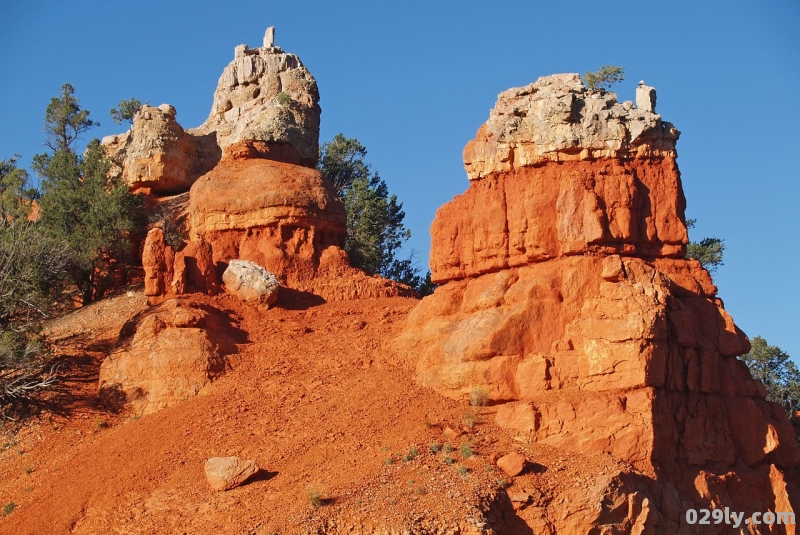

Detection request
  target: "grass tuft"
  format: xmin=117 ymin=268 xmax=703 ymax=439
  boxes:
xmin=470 ymin=386 xmax=489 ymax=408
xmin=306 ymin=484 xmax=324 ymax=510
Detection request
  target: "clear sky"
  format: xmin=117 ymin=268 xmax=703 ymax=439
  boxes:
xmin=1 ymin=1 xmax=798 ymax=358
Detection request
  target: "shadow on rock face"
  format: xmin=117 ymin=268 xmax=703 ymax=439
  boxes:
xmin=275 ymin=286 xmax=326 ymax=310
xmin=99 ymin=297 xmax=249 ymax=415
xmin=484 ymin=492 xmax=535 ymax=535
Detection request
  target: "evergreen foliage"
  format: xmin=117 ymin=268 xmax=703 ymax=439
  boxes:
xmin=0 ymin=159 xmax=66 ymax=419
xmin=0 ymin=156 xmax=38 ymax=223
xmin=318 ymin=134 xmax=433 ymax=295
xmin=686 ymin=219 xmax=725 ymax=272
xmin=742 ymin=336 xmax=800 ymax=421
xmin=317 ymin=134 xmax=372 ymax=198
xmin=40 ymin=84 xmax=96 ymax=152
xmin=582 ymin=65 xmax=625 ymax=92
xmin=33 ymin=85 xmax=147 ymax=304
xmin=110 ymin=97 xmax=142 ymax=126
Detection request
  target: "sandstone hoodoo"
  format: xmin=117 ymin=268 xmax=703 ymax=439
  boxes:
xmin=125 ymin=29 xmax=412 ymax=304
xmin=399 ymin=73 xmax=800 ymax=532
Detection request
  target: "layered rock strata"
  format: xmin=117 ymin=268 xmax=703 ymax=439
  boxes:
xmin=399 ymin=74 xmax=800 ymax=533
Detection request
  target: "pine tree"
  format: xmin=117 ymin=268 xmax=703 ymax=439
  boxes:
xmin=33 ymin=84 xmax=147 ymax=304
xmin=318 ymin=134 xmax=432 ymax=294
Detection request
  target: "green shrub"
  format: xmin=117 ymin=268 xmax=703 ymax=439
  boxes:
xmin=462 ymin=411 xmax=477 ymax=429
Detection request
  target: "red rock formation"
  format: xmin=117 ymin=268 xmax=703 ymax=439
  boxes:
xmin=399 ymin=73 xmax=800 ymax=532
xmin=131 ymin=30 xmax=412 ymax=303
xmin=98 ymin=298 xmax=237 ymax=415
xmin=188 ymin=157 xmax=346 ymax=285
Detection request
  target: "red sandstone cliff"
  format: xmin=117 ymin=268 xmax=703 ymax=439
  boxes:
xmin=399 ymin=74 xmax=800 ymax=533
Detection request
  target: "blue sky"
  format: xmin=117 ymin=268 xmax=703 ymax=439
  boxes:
xmin=1 ymin=1 xmax=798 ymax=358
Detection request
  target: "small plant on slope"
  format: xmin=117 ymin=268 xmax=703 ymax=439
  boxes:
xmin=306 ymin=484 xmax=324 ymax=510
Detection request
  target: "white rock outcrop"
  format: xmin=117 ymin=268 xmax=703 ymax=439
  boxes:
xmin=102 ymin=104 xmax=220 ymax=194
xmin=101 ymin=27 xmax=322 ymax=195
xmin=189 ymin=30 xmax=321 ymax=167
xmin=463 ymin=73 xmax=679 ymax=180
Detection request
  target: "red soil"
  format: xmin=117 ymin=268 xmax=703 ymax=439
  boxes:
xmin=0 ymin=289 xmax=623 ymax=534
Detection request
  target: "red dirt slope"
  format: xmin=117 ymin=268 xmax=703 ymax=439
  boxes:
xmin=0 ymin=289 xmax=628 ymax=534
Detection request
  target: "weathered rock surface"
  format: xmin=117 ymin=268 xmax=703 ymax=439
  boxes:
xmin=102 ymin=30 xmax=321 ymax=197
xmin=399 ymin=74 xmax=800 ymax=533
xmin=189 ymin=39 xmax=321 ymax=168
xmin=222 ymin=259 xmax=280 ymax=309
xmin=550 ymin=472 xmax=662 ymax=535
xmin=98 ymin=299 xmax=237 ymax=415
xmin=204 ymin=456 xmax=259 ymax=491
xmin=142 ymin=228 xmax=175 ymax=299
xmin=186 ymin=156 xmax=345 ymax=293
xmin=102 ymin=104 xmax=220 ymax=194
xmin=463 ymin=73 xmax=678 ymax=181
xmin=144 ymin=155 xmax=413 ymax=302
xmin=188 ymin=157 xmax=346 ymax=276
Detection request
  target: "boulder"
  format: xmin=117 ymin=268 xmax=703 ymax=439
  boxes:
xmin=98 ymin=299 xmax=237 ymax=415
xmin=204 ymin=456 xmax=259 ymax=491
xmin=497 ymin=452 xmax=526 ymax=477
xmin=507 ymin=491 xmax=530 ymax=504
xmin=222 ymin=259 xmax=280 ymax=309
